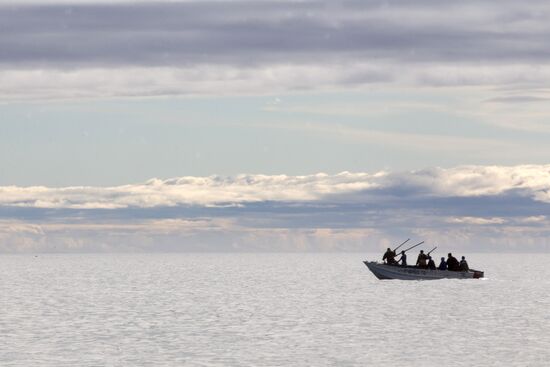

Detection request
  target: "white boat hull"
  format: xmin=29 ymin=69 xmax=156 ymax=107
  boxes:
xmin=364 ymin=261 xmax=484 ymax=280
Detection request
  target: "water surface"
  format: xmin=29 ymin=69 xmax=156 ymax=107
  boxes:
xmin=1 ymin=253 xmax=548 ymax=366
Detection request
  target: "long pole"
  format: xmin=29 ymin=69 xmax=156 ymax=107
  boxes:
xmin=402 ymin=241 xmax=424 ymax=253
xmin=427 ymin=246 xmax=437 ymax=255
xmin=393 ymin=238 xmax=410 ymax=252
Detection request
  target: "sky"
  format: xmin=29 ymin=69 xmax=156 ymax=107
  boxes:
xmin=1 ymin=0 xmax=550 ymax=252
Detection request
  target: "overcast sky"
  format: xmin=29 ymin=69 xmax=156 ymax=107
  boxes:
xmin=1 ymin=0 xmax=550 ymax=252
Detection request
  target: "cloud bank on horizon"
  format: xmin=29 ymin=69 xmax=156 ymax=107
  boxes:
xmin=2 ymin=165 xmax=550 ymax=253
xmin=1 ymin=0 xmax=550 ymax=99
xmin=3 ymin=165 xmax=550 ymax=209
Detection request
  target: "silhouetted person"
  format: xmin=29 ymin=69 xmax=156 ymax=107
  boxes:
xmin=447 ymin=253 xmax=460 ymax=271
xmin=438 ymin=257 xmax=447 ymax=270
xmin=460 ymin=256 xmax=469 ymax=271
xmin=383 ymin=248 xmax=397 ymax=265
xmin=427 ymin=256 xmax=436 ymax=270
xmin=398 ymin=251 xmax=407 ymax=266
xmin=416 ymin=250 xmax=428 ymax=268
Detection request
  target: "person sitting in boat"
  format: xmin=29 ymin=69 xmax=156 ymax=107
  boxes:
xmin=383 ymin=248 xmax=397 ymax=265
xmin=427 ymin=256 xmax=436 ymax=270
xmin=459 ymin=256 xmax=469 ymax=271
xmin=416 ymin=250 xmax=428 ymax=268
xmin=447 ymin=253 xmax=460 ymax=271
xmin=398 ymin=251 xmax=407 ymax=266
xmin=438 ymin=257 xmax=447 ymax=270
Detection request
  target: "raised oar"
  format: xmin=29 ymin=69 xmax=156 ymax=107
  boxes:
xmin=393 ymin=238 xmax=410 ymax=252
xmin=427 ymin=246 xmax=438 ymax=255
xmin=402 ymin=241 xmax=424 ymax=253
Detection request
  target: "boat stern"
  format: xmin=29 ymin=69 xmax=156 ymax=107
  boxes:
xmin=472 ymin=269 xmax=484 ymax=278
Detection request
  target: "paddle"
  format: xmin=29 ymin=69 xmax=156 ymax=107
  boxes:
xmin=402 ymin=241 xmax=424 ymax=253
xmin=392 ymin=238 xmax=410 ymax=253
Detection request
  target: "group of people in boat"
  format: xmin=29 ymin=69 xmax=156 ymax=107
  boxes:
xmin=383 ymin=247 xmax=470 ymax=272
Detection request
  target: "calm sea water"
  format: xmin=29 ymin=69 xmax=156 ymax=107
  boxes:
xmin=1 ymin=253 xmax=549 ymax=366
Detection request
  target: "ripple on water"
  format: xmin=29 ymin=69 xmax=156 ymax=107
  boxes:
xmin=0 ymin=253 xmax=549 ymax=366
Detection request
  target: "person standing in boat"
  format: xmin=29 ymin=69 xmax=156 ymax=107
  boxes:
xmin=416 ymin=250 xmax=428 ymax=268
xmin=427 ymin=256 xmax=436 ymax=270
xmin=397 ymin=250 xmax=407 ymax=266
xmin=460 ymin=256 xmax=469 ymax=271
xmin=447 ymin=253 xmax=460 ymax=271
xmin=382 ymin=248 xmax=397 ymax=265
xmin=438 ymin=257 xmax=447 ymax=270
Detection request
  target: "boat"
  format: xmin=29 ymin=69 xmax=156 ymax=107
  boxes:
xmin=363 ymin=261 xmax=484 ymax=280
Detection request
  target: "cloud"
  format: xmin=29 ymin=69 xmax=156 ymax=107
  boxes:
xmin=1 ymin=1 xmax=550 ymax=99
xmin=0 ymin=64 xmax=393 ymax=100
xmin=5 ymin=63 xmax=550 ymax=101
xmin=2 ymin=165 xmax=550 ymax=209
xmin=0 ymin=172 xmax=377 ymax=209
xmin=447 ymin=216 xmax=506 ymax=225
xmin=2 ymin=1 xmax=549 ymax=66
xmin=1 ymin=165 xmax=550 ymax=252
xmin=520 ymin=215 xmax=547 ymax=223
xmin=484 ymin=96 xmax=550 ymax=104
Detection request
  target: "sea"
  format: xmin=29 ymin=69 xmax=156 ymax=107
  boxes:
xmin=1 ymin=253 xmax=548 ymax=366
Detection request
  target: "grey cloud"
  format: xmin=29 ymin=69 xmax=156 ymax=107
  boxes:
xmin=2 ymin=196 xmax=550 ymax=253
xmin=1 ymin=1 xmax=550 ymax=67
xmin=2 ymin=1 xmax=550 ymax=99
xmin=3 ymin=194 xmax=548 ymax=228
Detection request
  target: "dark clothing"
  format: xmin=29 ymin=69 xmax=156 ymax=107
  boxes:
xmin=427 ymin=259 xmax=436 ymax=270
xmin=447 ymin=256 xmax=460 ymax=271
xmin=416 ymin=253 xmax=428 ymax=268
xmin=438 ymin=260 xmax=447 ymax=270
xmin=398 ymin=254 xmax=407 ymax=266
xmin=383 ymin=249 xmax=397 ymax=265
xmin=460 ymin=259 xmax=469 ymax=271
